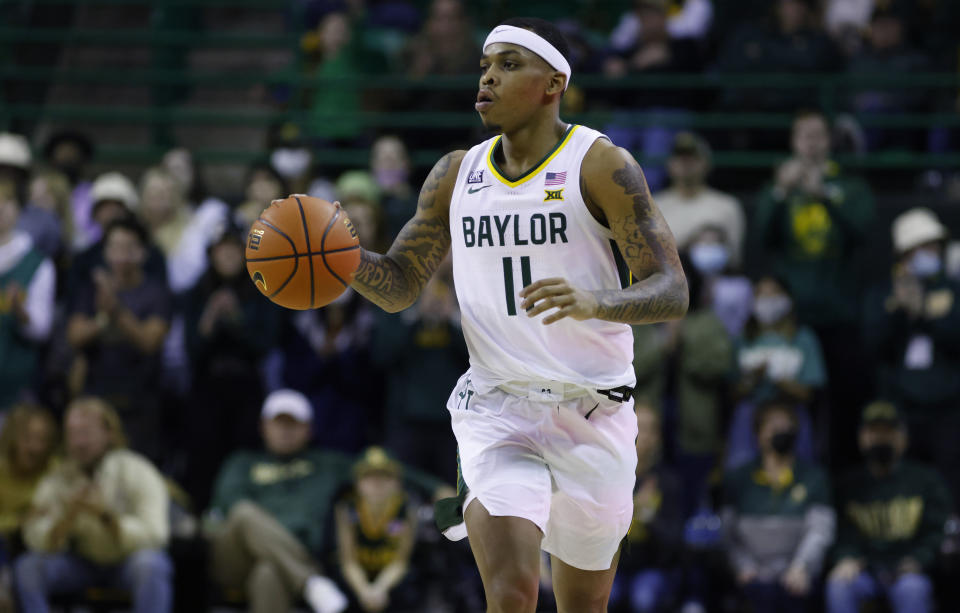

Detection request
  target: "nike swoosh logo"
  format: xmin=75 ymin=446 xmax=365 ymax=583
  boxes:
xmin=468 ymin=185 xmax=492 ymax=194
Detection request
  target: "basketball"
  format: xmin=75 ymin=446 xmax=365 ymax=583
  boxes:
xmin=245 ymin=195 xmax=361 ymax=310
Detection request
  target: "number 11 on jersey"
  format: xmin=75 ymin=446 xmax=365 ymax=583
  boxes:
xmin=502 ymin=256 xmax=532 ymax=316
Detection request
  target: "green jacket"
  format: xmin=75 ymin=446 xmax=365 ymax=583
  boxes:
xmin=209 ymin=448 xmax=445 ymax=555
xmin=0 ymin=247 xmax=45 ymax=410
xmin=754 ymin=165 xmax=875 ymax=327
xmin=723 ymin=459 xmax=834 ymax=579
xmin=833 ymin=460 xmax=951 ymax=571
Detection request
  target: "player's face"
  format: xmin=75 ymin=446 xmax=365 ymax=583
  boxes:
xmin=477 ymin=44 xmax=562 ymax=132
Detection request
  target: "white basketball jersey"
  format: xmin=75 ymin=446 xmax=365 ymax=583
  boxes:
xmin=449 ymin=124 xmax=636 ymax=390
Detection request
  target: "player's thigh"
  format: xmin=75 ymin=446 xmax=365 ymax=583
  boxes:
xmin=550 ymin=549 xmax=620 ymax=613
xmin=541 ymin=397 xmax=637 ymax=571
xmin=464 ymin=499 xmax=542 ymax=603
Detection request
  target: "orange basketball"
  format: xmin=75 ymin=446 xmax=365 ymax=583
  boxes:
xmin=245 ymin=196 xmax=361 ymax=310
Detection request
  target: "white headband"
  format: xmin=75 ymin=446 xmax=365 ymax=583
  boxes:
xmin=483 ymin=25 xmax=571 ymax=91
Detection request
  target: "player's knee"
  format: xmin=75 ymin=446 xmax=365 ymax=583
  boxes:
xmin=487 ymin=571 xmax=539 ymax=613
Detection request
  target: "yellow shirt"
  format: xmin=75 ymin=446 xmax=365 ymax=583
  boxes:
xmin=0 ymin=459 xmax=47 ymax=535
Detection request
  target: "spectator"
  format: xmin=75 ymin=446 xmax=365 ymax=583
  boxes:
xmin=0 ymin=133 xmax=31 ymax=198
xmin=399 ymin=0 xmax=478 ymax=148
xmin=722 ymin=399 xmax=835 ymax=613
xmin=41 ymin=131 xmax=97 ymax=251
xmin=66 ymin=218 xmax=171 ymax=461
xmin=0 ymin=404 xmax=58 ymax=609
xmin=234 ymin=163 xmax=289 ymax=230
xmin=204 ymin=389 xmax=351 ymax=613
xmin=372 ymin=271 xmax=467 ymax=483
xmin=181 ymin=225 xmax=281 ymax=509
xmin=655 ymin=132 xmax=745 ymax=267
xmin=68 ymin=172 xmax=167 ymax=300
xmin=714 ymin=0 xmax=842 ymax=110
xmin=862 ymin=208 xmax=960 ymax=501
xmin=0 ymin=180 xmax=56 ymax=412
xmin=302 ymin=10 xmax=385 ymax=146
xmin=826 ymin=400 xmax=952 ymax=613
xmin=676 ymin=255 xmax=734 ymax=501
xmin=0 ymin=404 xmax=58 ymax=537
xmin=846 ymin=2 xmax=930 ymax=150
xmin=336 ymin=171 xmax=383 ymax=250
xmin=404 ymin=0 xmax=476 ymax=80
xmin=602 ymin=0 xmax=705 ymax=190
xmin=14 ymin=397 xmax=171 ymax=613
xmin=686 ymin=226 xmax=753 ymax=338
xmin=610 ymin=402 xmax=684 ymax=612
xmin=727 ymin=275 xmax=824 ymax=469
xmin=335 ymin=447 xmax=418 ymax=612
xmin=138 ymin=166 xmax=224 ymax=294
xmin=265 ymin=122 xmax=317 ymax=198
xmin=370 ymin=135 xmax=416 ymax=239
xmin=19 ymin=169 xmax=73 ymax=263
xmin=754 ymin=111 xmax=875 ymax=466
xmin=610 ymin=0 xmax=714 ymax=46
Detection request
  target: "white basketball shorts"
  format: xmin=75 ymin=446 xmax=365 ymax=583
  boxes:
xmin=444 ymin=370 xmax=638 ymax=571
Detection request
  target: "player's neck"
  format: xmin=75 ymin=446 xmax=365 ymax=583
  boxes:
xmin=498 ymin=113 xmax=568 ymax=178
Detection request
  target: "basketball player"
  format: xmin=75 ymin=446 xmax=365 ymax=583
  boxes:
xmin=347 ymin=17 xmax=687 ymax=612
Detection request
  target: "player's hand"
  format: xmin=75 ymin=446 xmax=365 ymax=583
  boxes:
xmin=519 ymin=278 xmax=599 ymax=324
xmin=829 ymin=557 xmax=864 ymax=582
xmin=782 ymin=564 xmax=810 ymax=596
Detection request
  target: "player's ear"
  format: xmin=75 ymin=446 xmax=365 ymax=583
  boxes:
xmin=545 ymin=72 xmax=566 ymax=97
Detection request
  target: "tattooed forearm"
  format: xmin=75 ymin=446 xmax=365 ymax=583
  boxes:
xmin=594 ymin=161 xmax=688 ymax=324
xmin=350 ymin=151 xmax=462 ymax=312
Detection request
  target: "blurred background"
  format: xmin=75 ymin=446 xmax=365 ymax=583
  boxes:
xmin=1 ymin=0 xmax=959 ymax=612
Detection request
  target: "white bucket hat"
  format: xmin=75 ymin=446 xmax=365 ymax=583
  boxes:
xmin=892 ymin=207 xmax=948 ymax=254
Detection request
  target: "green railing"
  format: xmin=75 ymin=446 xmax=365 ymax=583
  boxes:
xmin=1 ymin=17 xmax=958 ymax=169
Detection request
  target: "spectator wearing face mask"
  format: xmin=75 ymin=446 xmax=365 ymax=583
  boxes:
xmin=862 ymin=208 xmax=960 ymax=502
xmin=685 ymin=225 xmax=753 ymax=338
xmin=727 ymin=275 xmax=825 ymax=469
xmin=722 ymin=399 xmax=835 ymax=613
xmin=826 ymin=401 xmax=952 ymax=613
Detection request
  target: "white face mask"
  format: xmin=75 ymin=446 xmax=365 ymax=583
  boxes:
xmin=270 ymin=148 xmax=311 ymax=179
xmin=689 ymin=243 xmax=729 ymax=275
xmin=754 ymin=294 xmax=792 ymax=325
xmin=907 ymin=250 xmax=942 ymax=279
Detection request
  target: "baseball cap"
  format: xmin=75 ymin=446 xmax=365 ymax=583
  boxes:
xmin=892 ymin=207 xmax=948 ymax=254
xmin=91 ymin=172 xmax=139 ymax=210
xmin=261 ymin=389 xmax=313 ymax=423
xmin=861 ymin=400 xmax=903 ymax=427
xmin=671 ymin=132 xmax=711 ymax=160
xmin=353 ymin=446 xmax=402 ymax=480
xmin=0 ymin=133 xmax=32 ymax=169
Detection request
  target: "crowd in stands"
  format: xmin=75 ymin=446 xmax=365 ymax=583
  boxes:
xmin=1 ymin=0 xmax=960 ymax=612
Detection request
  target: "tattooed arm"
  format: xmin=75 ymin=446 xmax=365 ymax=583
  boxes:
xmin=350 ymin=150 xmax=465 ymax=312
xmin=521 ymin=141 xmax=687 ymax=324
